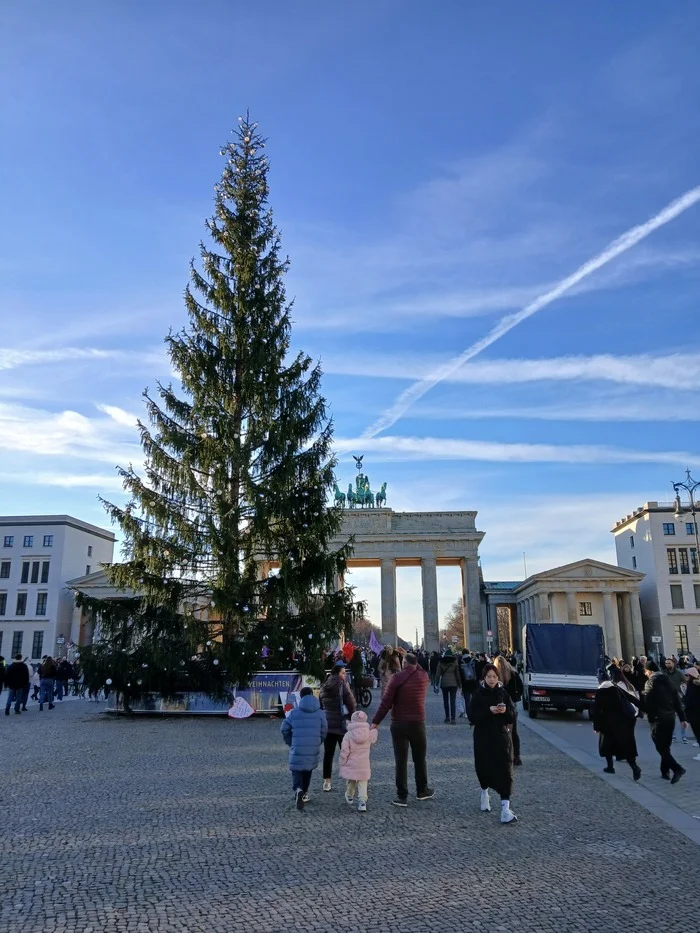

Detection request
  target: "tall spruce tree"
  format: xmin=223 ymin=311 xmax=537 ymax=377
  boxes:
xmin=81 ymin=116 xmax=360 ymax=699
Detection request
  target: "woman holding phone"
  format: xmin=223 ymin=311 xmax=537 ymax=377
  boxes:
xmin=468 ymin=663 xmax=517 ymax=823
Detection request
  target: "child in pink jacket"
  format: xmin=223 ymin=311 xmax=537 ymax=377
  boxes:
xmin=339 ymin=710 xmax=378 ymax=812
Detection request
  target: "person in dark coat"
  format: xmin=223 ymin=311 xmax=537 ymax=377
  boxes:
xmin=428 ymin=651 xmax=440 ymax=691
xmin=494 ymin=655 xmax=523 ymax=766
xmin=468 ymin=663 xmax=517 ymax=823
xmin=593 ymin=668 xmax=642 ymax=780
xmin=644 ymin=660 xmax=687 ymax=783
xmin=4 ymin=654 xmax=30 ymax=715
xmin=280 ymin=686 xmax=328 ymax=810
xmin=683 ymin=667 xmax=700 ymax=753
xmin=318 ymin=663 xmax=356 ymax=791
xmin=436 ymin=648 xmax=462 ymax=724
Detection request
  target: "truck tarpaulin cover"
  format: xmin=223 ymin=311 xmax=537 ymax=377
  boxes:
xmin=526 ymin=624 xmax=604 ymax=675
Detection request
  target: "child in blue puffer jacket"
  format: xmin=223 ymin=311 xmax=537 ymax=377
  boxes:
xmin=281 ymin=686 xmax=328 ymax=810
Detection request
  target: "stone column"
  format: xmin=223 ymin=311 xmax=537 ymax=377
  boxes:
xmin=538 ymin=592 xmax=550 ymax=622
xmin=566 ymin=591 xmax=577 ymax=623
xmin=618 ymin=592 xmax=635 ymax=660
xmin=421 ymin=557 xmax=440 ymax=653
xmin=602 ymin=592 xmax=621 ymax=659
xmin=463 ymin=557 xmax=483 ymax=651
xmin=380 ymin=559 xmax=397 ymax=647
xmin=630 ymin=592 xmax=645 ymax=656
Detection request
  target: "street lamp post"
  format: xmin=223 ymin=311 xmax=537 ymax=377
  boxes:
xmin=673 ymin=469 xmax=700 ymax=575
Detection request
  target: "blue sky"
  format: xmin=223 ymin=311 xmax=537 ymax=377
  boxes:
xmin=1 ymin=2 xmax=699 ymax=638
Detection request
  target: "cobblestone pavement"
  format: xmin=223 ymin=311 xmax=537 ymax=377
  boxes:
xmin=519 ymin=706 xmax=700 ymax=841
xmin=3 ymin=691 xmax=700 ymax=933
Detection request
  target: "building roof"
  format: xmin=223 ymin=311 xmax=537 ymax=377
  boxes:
xmin=611 ymin=501 xmax=680 ymax=532
xmin=483 ymin=581 xmax=522 ymax=591
xmin=0 ymin=514 xmax=115 ymax=541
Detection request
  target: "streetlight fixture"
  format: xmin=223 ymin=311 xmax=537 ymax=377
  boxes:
xmin=672 ymin=468 xmax=700 ymax=574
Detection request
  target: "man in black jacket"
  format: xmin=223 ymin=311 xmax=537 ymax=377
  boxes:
xmin=4 ymin=654 xmax=30 ymax=715
xmin=644 ymin=660 xmax=687 ymax=783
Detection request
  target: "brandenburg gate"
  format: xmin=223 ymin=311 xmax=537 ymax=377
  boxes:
xmin=331 ymin=508 xmax=485 ymax=652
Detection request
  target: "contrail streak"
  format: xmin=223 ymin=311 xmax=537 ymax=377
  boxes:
xmin=363 ymin=185 xmax=700 ymax=438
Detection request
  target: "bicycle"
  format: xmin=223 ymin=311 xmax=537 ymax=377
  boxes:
xmin=356 ymin=685 xmax=372 ymax=708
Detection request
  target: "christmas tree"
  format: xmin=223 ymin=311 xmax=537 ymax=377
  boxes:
xmin=79 ymin=115 xmax=361 ymax=702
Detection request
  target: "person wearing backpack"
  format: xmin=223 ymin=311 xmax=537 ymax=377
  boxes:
xmin=460 ymin=651 xmax=477 ymax=720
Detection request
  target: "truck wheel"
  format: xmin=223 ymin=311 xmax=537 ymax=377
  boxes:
xmin=528 ymin=707 xmax=538 ymax=719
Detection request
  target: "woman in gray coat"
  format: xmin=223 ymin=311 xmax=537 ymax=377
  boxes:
xmin=437 ymin=648 xmax=462 ymax=724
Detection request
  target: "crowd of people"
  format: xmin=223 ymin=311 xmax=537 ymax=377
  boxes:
xmin=283 ymin=646 xmax=523 ymax=823
xmin=0 ymin=654 xmax=110 ymax=715
xmin=593 ymin=653 xmax=700 ymax=785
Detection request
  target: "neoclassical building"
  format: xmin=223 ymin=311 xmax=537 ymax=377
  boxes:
xmin=482 ymin=558 xmax=645 ymax=659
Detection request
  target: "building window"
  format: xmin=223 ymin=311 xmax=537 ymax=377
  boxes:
xmin=694 ymin=584 xmax=700 ymax=610
xmin=0 ymin=561 xmax=10 ymax=579
xmin=663 ymin=523 xmax=676 ymax=536
xmin=667 ymin=549 xmax=678 ymax=574
xmin=35 ymin=592 xmax=47 ymax=616
xmin=679 ymin=548 xmax=690 ymax=574
xmin=692 ymin=548 xmax=699 ymax=574
xmin=579 ymin=601 xmax=593 ymax=616
xmin=632 ymin=556 xmax=637 ymax=569
xmin=20 ymin=561 xmax=30 ymax=584
xmin=30 ymin=560 xmax=40 ymax=584
xmin=629 ymin=535 xmax=634 ymax=549
xmin=0 ymin=593 xmax=6 ymax=616
xmin=41 ymin=561 xmax=50 ymax=583
xmin=85 ymin=565 xmax=91 ymax=575
xmin=32 ymin=631 xmax=44 ymax=659
xmin=16 ymin=593 xmax=27 ymax=615
xmin=670 ymin=584 xmax=684 ymax=609
xmin=87 ymin=545 xmax=93 ymax=557
xmin=11 ymin=631 xmax=23 ymax=657
xmin=687 ymin=522 xmax=697 ymax=536
xmin=43 ymin=535 xmax=53 ymax=547
xmin=3 ymin=536 xmax=14 ymax=547
xmin=674 ymin=625 xmax=689 ymax=654
xmin=23 ymin=535 xmax=33 ymax=548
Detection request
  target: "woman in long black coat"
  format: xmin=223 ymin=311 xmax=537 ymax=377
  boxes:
xmin=468 ymin=664 xmax=517 ymax=824
xmin=592 ymin=667 xmax=641 ymax=781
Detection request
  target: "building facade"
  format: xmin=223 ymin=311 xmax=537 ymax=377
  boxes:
xmin=613 ymin=502 xmax=700 ymax=659
xmin=482 ymin=559 xmax=645 ymax=659
xmin=0 ymin=515 xmax=115 ymax=661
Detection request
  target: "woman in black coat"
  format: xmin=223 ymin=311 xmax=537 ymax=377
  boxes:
xmin=592 ymin=667 xmax=641 ymax=780
xmin=319 ymin=663 xmax=356 ymax=792
xmin=468 ymin=664 xmax=517 ymax=823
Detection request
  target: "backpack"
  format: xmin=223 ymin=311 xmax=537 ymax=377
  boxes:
xmin=461 ymin=659 xmax=476 ymax=682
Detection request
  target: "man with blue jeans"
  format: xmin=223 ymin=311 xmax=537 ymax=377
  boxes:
xmin=39 ymin=656 xmax=56 ymax=711
xmin=4 ymin=654 xmax=30 ymax=715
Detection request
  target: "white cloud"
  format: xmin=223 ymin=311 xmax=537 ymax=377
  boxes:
xmin=0 ymin=471 xmax=124 ymax=490
xmin=334 ymin=434 xmax=700 ymax=468
xmin=0 ymin=402 xmax=140 ymax=465
xmin=323 ymin=351 xmax=700 ymax=390
xmin=96 ymin=404 xmax=140 ymax=427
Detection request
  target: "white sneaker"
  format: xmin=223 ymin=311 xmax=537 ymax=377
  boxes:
xmin=302 ymin=793 xmax=310 ymax=803
xmin=500 ymin=807 xmax=518 ymax=824
xmin=693 ymin=754 xmax=700 ymax=761
xmin=358 ymin=801 xmax=367 ymax=812
xmin=323 ymin=780 xmax=332 ymax=792
xmin=692 ymin=742 xmax=699 ymax=747
xmin=344 ymin=792 xmax=355 ymax=805
xmin=480 ymin=790 xmax=491 ymax=812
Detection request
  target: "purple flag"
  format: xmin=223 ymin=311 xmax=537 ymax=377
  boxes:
xmin=369 ymin=630 xmax=383 ymax=655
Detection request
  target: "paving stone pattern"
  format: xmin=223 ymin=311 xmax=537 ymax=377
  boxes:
xmin=2 ymin=693 xmax=700 ymax=933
